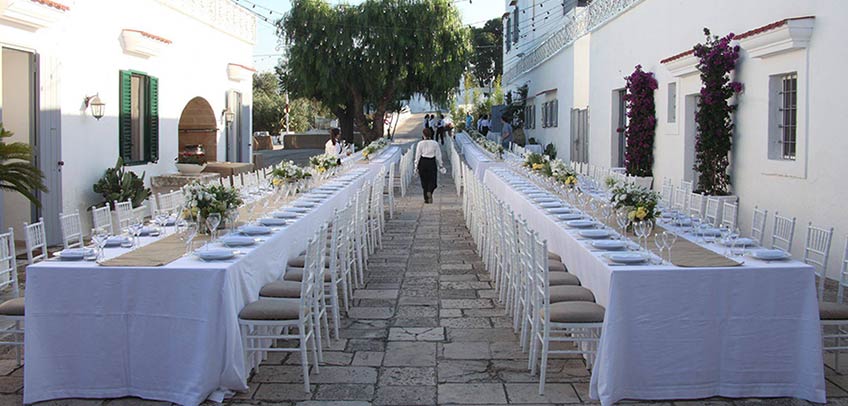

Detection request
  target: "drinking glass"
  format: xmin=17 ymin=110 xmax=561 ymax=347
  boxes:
xmin=206 ymin=213 xmax=222 ymax=245
xmin=643 ymin=219 xmax=654 ymax=251
xmin=667 ymin=231 xmax=679 ymax=263
xmin=615 ymin=209 xmax=630 ymax=241
xmin=182 ymin=222 xmax=199 ymax=255
xmin=653 ymin=233 xmax=666 ymax=264
xmin=91 ymin=228 xmax=108 ymax=263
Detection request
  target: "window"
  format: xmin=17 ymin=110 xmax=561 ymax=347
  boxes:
xmin=120 ymin=70 xmax=159 ymax=165
xmin=779 ymin=73 xmax=797 ymax=160
xmin=667 ymin=82 xmax=677 ymax=123
xmin=524 ymin=105 xmax=535 ymax=129
xmin=513 ymin=7 xmax=519 ymax=44
xmin=505 ymin=17 xmax=511 ymax=52
xmin=541 ymin=100 xmax=558 ymax=128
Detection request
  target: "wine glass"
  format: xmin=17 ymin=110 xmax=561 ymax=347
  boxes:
xmin=653 ymin=233 xmax=667 ymax=264
xmin=181 ymin=222 xmax=199 ymax=255
xmin=615 ymin=209 xmax=630 ymax=241
xmin=667 ymin=231 xmax=679 ymax=263
xmin=206 ymin=213 xmax=222 ymax=246
xmin=643 ymin=219 xmax=654 ymax=251
xmin=91 ymin=228 xmax=108 ymax=263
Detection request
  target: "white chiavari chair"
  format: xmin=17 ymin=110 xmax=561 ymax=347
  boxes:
xmin=385 ymin=164 xmax=396 ymax=219
xmin=680 ymin=179 xmax=693 ymax=193
xmin=352 ymin=186 xmax=370 ymax=286
xmin=660 ymin=183 xmax=673 ymax=208
xmin=240 ymin=226 xmax=323 ymax=392
xmin=91 ymin=204 xmax=113 ymax=235
xmin=59 ymin=210 xmax=84 ymax=249
xmin=157 ymin=190 xmax=183 ymax=214
xmin=23 ymin=217 xmax=47 ymax=264
xmin=688 ymin=192 xmax=706 ymax=219
xmin=771 ymin=212 xmax=797 ymax=252
xmin=704 ymin=197 xmax=721 ymax=227
xmin=527 ymin=230 xmax=603 ymax=395
xmin=750 ymin=206 xmax=769 ymax=246
xmin=820 ymin=236 xmax=848 ymax=371
xmin=672 ymin=187 xmax=689 ymax=213
xmin=802 ymin=223 xmax=834 ymax=300
xmin=367 ymin=168 xmax=386 ymax=253
xmin=0 ymin=228 xmax=24 ymax=365
xmin=114 ymin=199 xmax=135 ymax=231
xmin=721 ymin=201 xmax=738 ymax=229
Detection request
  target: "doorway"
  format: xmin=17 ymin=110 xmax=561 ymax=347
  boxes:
xmin=1 ymin=48 xmax=37 ymax=242
xmin=684 ymin=94 xmax=700 ymax=188
xmin=611 ymin=89 xmax=626 ymax=167
xmin=570 ymin=108 xmax=589 ymax=163
xmin=226 ymin=90 xmax=248 ymax=162
xmin=178 ymin=97 xmax=218 ymax=161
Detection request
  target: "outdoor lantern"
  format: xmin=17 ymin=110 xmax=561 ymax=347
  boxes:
xmin=85 ymin=94 xmax=105 ymax=120
xmin=223 ymin=109 xmax=235 ymax=124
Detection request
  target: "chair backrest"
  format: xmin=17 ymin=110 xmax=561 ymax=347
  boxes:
xmin=24 ymin=217 xmax=47 ymax=264
xmin=0 ymin=228 xmax=19 ymax=297
xmin=660 ymin=183 xmax=673 ymax=207
xmin=672 ymin=187 xmax=689 ymax=212
xmin=721 ymin=201 xmax=738 ymax=229
xmin=751 ymin=206 xmax=768 ymax=245
xmin=838 ymin=236 xmax=848 ymax=304
xmin=157 ymin=190 xmax=183 ymax=214
xmin=803 ymin=223 xmax=834 ymax=300
xmin=680 ymin=179 xmax=693 ymax=193
xmin=114 ymin=199 xmax=135 ymax=231
xmin=704 ymin=197 xmax=720 ymax=227
xmin=771 ymin=212 xmax=796 ymax=252
xmin=688 ymin=192 xmax=705 ymax=219
xmin=92 ymin=204 xmax=113 ymax=235
xmin=59 ymin=210 xmax=84 ymax=249
xmin=300 ymin=225 xmax=324 ymax=319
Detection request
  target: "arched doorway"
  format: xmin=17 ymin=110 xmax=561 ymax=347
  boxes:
xmin=178 ymin=97 xmax=218 ymax=161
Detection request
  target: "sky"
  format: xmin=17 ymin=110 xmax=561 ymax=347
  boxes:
xmin=244 ymin=0 xmax=503 ymax=72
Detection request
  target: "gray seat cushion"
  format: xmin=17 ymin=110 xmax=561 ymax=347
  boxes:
xmin=550 ymin=286 xmax=595 ymax=303
xmin=284 ymin=267 xmax=332 ymax=282
xmin=549 ymin=272 xmax=580 ymax=286
xmin=239 ymin=299 xmax=299 ymax=321
xmin=546 ymin=301 xmax=605 ymax=323
xmin=259 ymin=281 xmax=302 ymax=299
xmin=548 ymin=260 xmax=567 ymax=273
xmin=820 ymin=301 xmax=848 ymax=320
xmin=0 ymin=297 xmax=24 ymax=316
xmin=287 ymin=256 xmax=330 ymax=268
xmin=548 ymin=252 xmax=562 ymax=262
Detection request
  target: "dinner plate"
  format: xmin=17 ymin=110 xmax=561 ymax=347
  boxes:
xmin=293 ymin=201 xmax=317 ymax=208
xmin=565 ymin=220 xmax=596 ymax=228
xmin=539 ymin=201 xmax=563 ymax=208
xmin=591 ymin=240 xmax=628 ymax=250
xmin=220 ymin=235 xmax=256 ymax=247
xmin=284 ymin=207 xmax=310 ymax=213
xmin=557 ymin=213 xmax=584 ymax=221
xmin=532 ymin=197 xmax=558 ymax=203
xmin=57 ymin=248 xmax=95 ymax=261
xmin=579 ymin=229 xmax=611 ymax=239
xmin=240 ymin=225 xmax=272 ymax=235
xmin=693 ymin=227 xmax=721 ymax=236
xmin=273 ymin=211 xmax=299 ymax=219
xmin=605 ymin=252 xmax=649 ymax=264
xmin=104 ymin=236 xmax=130 ymax=247
xmin=749 ymin=249 xmax=792 ymax=261
xmin=196 ymin=248 xmax=236 ymax=261
xmin=259 ymin=218 xmax=288 ymax=226
xmin=674 ymin=218 xmax=693 ymax=226
xmin=721 ymin=237 xmax=755 ymax=247
xmin=547 ymin=207 xmax=573 ymax=214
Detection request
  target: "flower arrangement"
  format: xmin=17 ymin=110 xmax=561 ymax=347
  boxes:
xmin=309 ymin=153 xmax=340 ymax=173
xmin=270 ymin=160 xmax=311 ymax=186
xmin=468 ymin=129 xmax=504 ymax=158
xmin=361 ymin=137 xmax=390 ymax=160
xmin=693 ymin=28 xmax=743 ymax=196
xmin=623 ymin=65 xmax=658 ymax=177
xmin=176 ymin=151 xmax=207 ymax=165
xmin=182 ymin=182 xmax=244 ymax=221
xmin=523 ymin=152 xmax=552 ymax=176
xmin=550 ymin=159 xmax=577 ymax=186
xmin=608 ymin=178 xmax=660 ymax=222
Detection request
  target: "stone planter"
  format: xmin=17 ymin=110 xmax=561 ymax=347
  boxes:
xmin=175 ymin=163 xmax=207 ymax=175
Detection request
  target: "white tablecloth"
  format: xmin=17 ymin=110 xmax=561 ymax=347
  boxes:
xmin=455 ymin=133 xmax=499 ymax=180
xmin=482 ymin=167 xmax=825 ymax=406
xmin=24 ymin=165 xmax=380 ymax=405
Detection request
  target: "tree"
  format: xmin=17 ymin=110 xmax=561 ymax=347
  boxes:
xmin=252 ymin=72 xmax=285 ymax=135
xmin=0 ymin=124 xmax=47 ymax=207
xmin=470 ymin=19 xmax=503 ymax=87
xmin=280 ymin=0 xmax=471 ymax=142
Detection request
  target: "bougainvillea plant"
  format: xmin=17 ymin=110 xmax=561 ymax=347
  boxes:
xmin=623 ymin=65 xmax=658 ymax=177
xmin=693 ymin=28 xmax=743 ymax=195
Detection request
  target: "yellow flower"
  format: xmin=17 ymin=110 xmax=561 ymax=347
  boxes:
xmin=628 ymin=210 xmax=636 ymax=221
xmin=532 ymin=163 xmax=545 ymax=171
xmin=272 ymin=178 xmax=283 ymax=186
xmin=317 ymin=167 xmax=326 ymax=173
xmin=565 ymin=176 xmax=576 ymax=185
xmin=635 ymin=206 xmax=648 ymax=220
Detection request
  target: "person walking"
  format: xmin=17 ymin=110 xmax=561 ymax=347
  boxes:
xmin=423 ymin=114 xmax=431 ymax=132
xmin=414 ymin=127 xmax=445 ymax=204
xmin=465 ymin=112 xmax=473 ymax=132
xmin=478 ymin=114 xmax=490 ymax=136
xmin=436 ymin=114 xmax=446 ymax=145
xmin=500 ymin=115 xmax=514 ymax=151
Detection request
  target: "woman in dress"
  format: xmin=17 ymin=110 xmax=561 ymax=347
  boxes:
xmin=325 ymin=128 xmax=343 ymax=156
xmin=414 ymin=127 xmax=445 ymax=204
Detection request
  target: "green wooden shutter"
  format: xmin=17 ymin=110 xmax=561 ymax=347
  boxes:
xmin=118 ymin=70 xmax=132 ymax=161
xmin=146 ymin=76 xmax=159 ymax=163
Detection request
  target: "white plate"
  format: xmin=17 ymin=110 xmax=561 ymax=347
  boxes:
xmin=57 ymin=248 xmax=95 ymax=260
xmin=273 ymin=212 xmax=299 ymax=219
xmin=285 ymin=207 xmax=310 ymax=213
xmin=196 ymin=248 xmax=236 ymax=261
xmin=533 ymin=197 xmax=558 ymax=203
xmin=693 ymin=227 xmax=721 ymax=236
xmin=539 ymin=201 xmax=563 ymax=208
xmin=579 ymin=229 xmax=611 ymax=239
xmin=591 ymin=240 xmax=627 ymax=250
xmin=605 ymin=252 xmax=649 ymax=264
xmin=721 ymin=237 xmax=755 ymax=247
xmin=547 ymin=207 xmax=573 ymax=214
xmin=293 ymin=201 xmax=317 ymax=208
xmin=240 ymin=225 xmax=272 ymax=235
xmin=565 ymin=220 xmax=596 ymax=228
xmin=749 ymin=249 xmax=792 ymax=261
xmin=557 ymin=213 xmax=583 ymax=221
xmin=220 ymin=235 xmax=256 ymax=247
xmin=104 ymin=236 xmax=130 ymax=247
xmin=259 ymin=218 xmax=287 ymax=226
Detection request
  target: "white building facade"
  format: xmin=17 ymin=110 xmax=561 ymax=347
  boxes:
xmin=0 ymin=0 xmax=256 ymax=244
xmin=503 ymin=0 xmax=848 ymax=278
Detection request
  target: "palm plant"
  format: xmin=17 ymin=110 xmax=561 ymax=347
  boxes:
xmin=0 ymin=124 xmax=47 ymax=207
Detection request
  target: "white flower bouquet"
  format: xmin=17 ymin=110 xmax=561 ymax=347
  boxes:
xmin=309 ymin=153 xmax=340 ymax=173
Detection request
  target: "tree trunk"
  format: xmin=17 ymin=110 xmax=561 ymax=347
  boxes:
xmin=333 ymin=105 xmax=356 ymax=144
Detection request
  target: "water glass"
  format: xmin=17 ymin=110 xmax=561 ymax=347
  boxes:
xmin=206 ymin=213 xmax=222 ymax=245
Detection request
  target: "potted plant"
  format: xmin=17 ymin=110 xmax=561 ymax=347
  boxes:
xmin=175 ymin=147 xmax=208 ymax=175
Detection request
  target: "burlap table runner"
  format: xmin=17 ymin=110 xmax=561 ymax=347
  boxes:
xmin=101 ymin=233 xmax=211 ymax=267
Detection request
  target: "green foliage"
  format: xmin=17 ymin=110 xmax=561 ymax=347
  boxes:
xmin=544 ymin=143 xmax=558 ymax=160
xmin=254 ymin=72 xmax=330 ymax=134
xmin=491 ymin=76 xmax=504 ymax=105
xmin=0 ymin=124 xmax=47 ymax=207
xmin=280 ymin=0 xmax=472 ymax=142
xmin=501 ymin=83 xmax=527 ymax=125
xmin=470 ymin=19 xmax=503 ymax=88
xmin=93 ymin=157 xmax=151 ymax=209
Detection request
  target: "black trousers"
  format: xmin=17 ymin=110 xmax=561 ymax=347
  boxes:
xmin=481 ymin=126 xmax=489 ymax=136
xmin=418 ymin=157 xmax=437 ymax=199
xmin=436 ymin=127 xmax=445 ymax=144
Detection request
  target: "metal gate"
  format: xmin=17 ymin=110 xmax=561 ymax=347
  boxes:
xmin=570 ymin=108 xmax=589 ymax=163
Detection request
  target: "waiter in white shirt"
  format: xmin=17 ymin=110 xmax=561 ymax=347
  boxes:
xmin=414 ymin=127 xmax=446 ymax=204
xmin=325 ymin=128 xmax=344 ymax=164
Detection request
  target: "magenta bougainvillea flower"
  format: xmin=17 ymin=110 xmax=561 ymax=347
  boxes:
xmin=623 ymin=64 xmax=658 ymax=178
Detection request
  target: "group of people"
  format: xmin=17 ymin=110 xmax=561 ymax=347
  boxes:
xmin=423 ymin=113 xmax=453 ymax=145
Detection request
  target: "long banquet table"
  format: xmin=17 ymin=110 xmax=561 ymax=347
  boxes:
xmin=455 ymin=137 xmax=825 ymax=405
xmin=23 ymin=146 xmax=401 ymax=405
xmin=455 ymin=132 xmax=498 ymax=179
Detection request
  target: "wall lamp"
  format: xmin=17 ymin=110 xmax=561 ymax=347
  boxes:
xmin=222 ymin=108 xmax=235 ymax=124
xmin=84 ymin=94 xmax=105 ymax=120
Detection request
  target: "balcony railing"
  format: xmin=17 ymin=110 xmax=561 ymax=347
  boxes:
xmin=158 ymin=0 xmax=256 ymax=44
xmin=503 ymin=0 xmax=644 ymax=83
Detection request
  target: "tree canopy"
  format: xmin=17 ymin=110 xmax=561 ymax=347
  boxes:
xmin=279 ymin=0 xmax=471 ymax=142
xmin=470 ymin=19 xmax=503 ymax=88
